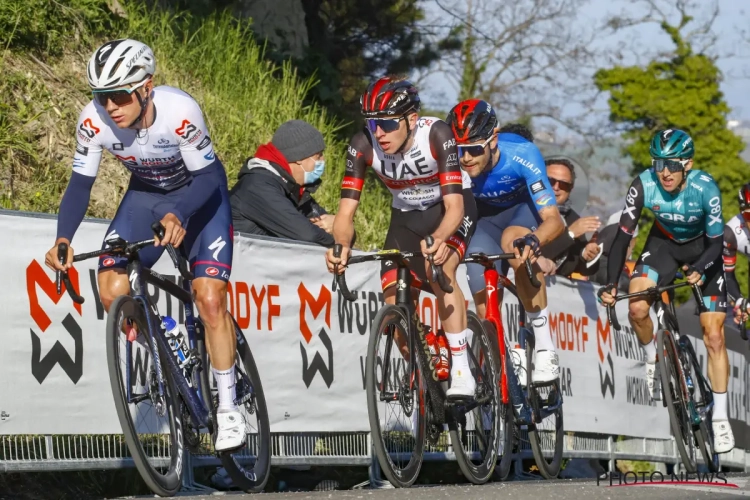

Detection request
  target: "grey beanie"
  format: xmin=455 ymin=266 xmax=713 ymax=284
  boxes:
xmin=271 ymin=120 xmax=325 ymax=163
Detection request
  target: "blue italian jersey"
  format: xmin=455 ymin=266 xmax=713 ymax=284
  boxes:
xmin=469 ymin=132 xmax=556 ymax=214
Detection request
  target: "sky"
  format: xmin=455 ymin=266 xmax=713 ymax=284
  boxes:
xmin=411 ymin=0 xmax=750 ymax=137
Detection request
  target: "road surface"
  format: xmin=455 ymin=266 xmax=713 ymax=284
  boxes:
xmin=123 ymin=475 xmax=750 ymax=500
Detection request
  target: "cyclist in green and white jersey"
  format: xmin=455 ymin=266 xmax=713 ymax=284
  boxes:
xmin=598 ymin=129 xmax=734 ymax=453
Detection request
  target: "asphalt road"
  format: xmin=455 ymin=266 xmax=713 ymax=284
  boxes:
xmin=125 ymin=475 xmax=750 ymax=500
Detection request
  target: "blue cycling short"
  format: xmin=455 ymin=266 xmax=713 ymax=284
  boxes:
xmin=465 ymin=198 xmax=541 ymax=295
xmin=98 ymin=178 xmax=233 ymax=282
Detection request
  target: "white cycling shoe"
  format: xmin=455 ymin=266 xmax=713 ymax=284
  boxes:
xmin=447 ymin=368 xmax=476 ymax=399
xmin=215 ymin=409 xmax=247 ymax=452
xmin=712 ymin=420 xmax=735 ymax=454
xmin=531 ymin=350 xmax=560 ymax=384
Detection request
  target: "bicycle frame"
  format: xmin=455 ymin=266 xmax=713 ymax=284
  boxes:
xmin=126 ymin=256 xmax=211 ymax=430
xmin=469 ymin=253 xmax=560 ymax=425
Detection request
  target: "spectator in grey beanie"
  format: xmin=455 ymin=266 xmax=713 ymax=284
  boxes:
xmin=230 ymin=119 xmax=354 ymax=247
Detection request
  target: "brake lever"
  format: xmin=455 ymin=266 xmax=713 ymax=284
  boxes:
xmin=424 ymin=235 xmax=453 ymax=294
xmin=151 ymin=221 xmax=194 ymax=281
xmin=55 ymin=242 xmax=85 ymax=304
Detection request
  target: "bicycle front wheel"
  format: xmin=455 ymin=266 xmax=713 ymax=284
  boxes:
xmin=657 ymin=328 xmax=697 ymax=473
xmin=106 ymin=295 xmax=183 ymax=497
xmin=199 ymin=316 xmax=271 ymax=493
xmin=526 ymin=332 xmax=564 ymax=479
xmin=450 ymin=311 xmax=502 ymax=484
xmin=366 ymin=304 xmax=425 ymax=488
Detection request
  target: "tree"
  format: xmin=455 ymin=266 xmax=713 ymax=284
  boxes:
xmin=298 ymin=0 xmax=439 ymax=125
xmin=594 ymin=0 xmax=750 ymax=300
xmin=411 ymin=0 xmax=596 ymax=135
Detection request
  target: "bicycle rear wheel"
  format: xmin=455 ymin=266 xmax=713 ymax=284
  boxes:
xmin=526 ymin=332 xmax=564 ymax=479
xmin=198 ymin=316 xmax=271 ymax=493
xmin=106 ymin=295 xmax=183 ymax=497
xmin=366 ymin=304 xmax=425 ymax=488
xmin=657 ymin=329 xmax=697 ymax=473
xmin=450 ymin=311 xmax=502 ymax=484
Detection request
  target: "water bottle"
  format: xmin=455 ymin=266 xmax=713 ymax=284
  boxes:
xmin=510 ymin=343 xmax=527 ymax=387
xmin=162 ymin=316 xmax=190 ymax=368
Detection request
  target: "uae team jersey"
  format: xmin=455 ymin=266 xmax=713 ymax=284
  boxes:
xmin=340 ymin=117 xmax=471 ymax=211
xmin=72 ymin=85 xmax=217 ymax=188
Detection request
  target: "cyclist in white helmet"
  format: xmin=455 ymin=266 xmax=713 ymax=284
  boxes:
xmin=44 ymin=39 xmax=246 ymax=452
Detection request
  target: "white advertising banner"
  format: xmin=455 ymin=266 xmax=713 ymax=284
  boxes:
xmin=1 ymin=210 xmax=746 ymax=442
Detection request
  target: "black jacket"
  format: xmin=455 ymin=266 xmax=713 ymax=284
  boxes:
xmin=541 ymin=208 xmax=600 ymax=278
xmin=229 ymin=157 xmax=335 ymax=247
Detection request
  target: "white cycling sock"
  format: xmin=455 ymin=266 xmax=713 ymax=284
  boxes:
xmin=528 ymin=308 xmax=555 ymax=352
xmin=713 ymin=391 xmax=728 ymax=421
xmin=445 ymin=329 xmax=470 ymax=376
xmin=641 ymin=338 xmax=657 ymax=363
xmin=212 ymin=366 xmax=238 ymax=412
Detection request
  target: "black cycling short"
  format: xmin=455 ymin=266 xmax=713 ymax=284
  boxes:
xmin=631 ymin=225 xmax=726 ymax=313
xmin=381 ymin=188 xmax=477 ymax=292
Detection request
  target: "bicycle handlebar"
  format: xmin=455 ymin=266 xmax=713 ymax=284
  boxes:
xmin=462 ymin=251 xmax=540 ymax=288
xmin=604 ymin=280 xmax=707 ymax=332
xmin=331 ymin=236 xmax=453 ymax=302
xmin=55 ymin=222 xmax=195 ymax=304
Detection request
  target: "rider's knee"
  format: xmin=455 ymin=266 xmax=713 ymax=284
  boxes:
xmin=628 ymin=301 xmax=650 ymax=323
xmin=98 ymin=273 xmax=129 ymax=312
xmin=703 ymin=326 xmax=725 ymax=354
xmin=194 ymin=281 xmax=227 ymax=326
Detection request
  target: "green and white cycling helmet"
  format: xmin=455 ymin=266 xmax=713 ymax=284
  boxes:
xmin=87 ymin=38 xmax=156 ymax=90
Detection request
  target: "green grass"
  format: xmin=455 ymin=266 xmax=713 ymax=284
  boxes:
xmin=0 ymin=0 xmax=392 ymax=249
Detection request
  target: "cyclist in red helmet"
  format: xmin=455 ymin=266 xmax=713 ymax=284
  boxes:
xmin=446 ymin=99 xmax=564 ymax=384
xmin=325 ymin=76 xmax=479 ymax=399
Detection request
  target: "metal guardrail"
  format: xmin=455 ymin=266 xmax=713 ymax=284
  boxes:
xmin=1 ymin=431 xmax=746 ymax=483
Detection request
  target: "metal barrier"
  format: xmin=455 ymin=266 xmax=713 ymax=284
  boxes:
xmin=2 ymin=431 xmax=745 ymax=487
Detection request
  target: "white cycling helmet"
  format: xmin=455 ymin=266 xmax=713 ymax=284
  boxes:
xmin=87 ymin=39 xmax=156 ymax=90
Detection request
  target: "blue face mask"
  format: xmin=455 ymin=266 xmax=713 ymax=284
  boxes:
xmin=304 ymin=159 xmax=325 ymax=185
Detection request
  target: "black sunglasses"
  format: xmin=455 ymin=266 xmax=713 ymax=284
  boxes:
xmin=93 ymin=79 xmax=148 ymax=107
xmin=652 ymin=158 xmax=688 ymax=173
xmin=365 ymin=116 xmax=406 ymax=133
xmin=458 ymin=137 xmax=492 ymax=157
xmin=548 ymin=177 xmax=573 ymax=191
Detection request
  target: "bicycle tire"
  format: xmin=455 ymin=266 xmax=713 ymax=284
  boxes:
xmin=450 ymin=310 xmax=502 ymax=484
xmin=199 ymin=316 xmax=271 ymax=493
xmin=682 ymin=339 xmax=719 ymax=472
xmin=657 ymin=329 xmax=698 ymax=473
xmin=526 ymin=331 xmax=564 ymax=479
xmin=366 ymin=304 xmax=425 ymax=488
xmin=475 ymin=317 xmax=514 ymax=481
xmin=106 ymin=295 xmax=183 ymax=497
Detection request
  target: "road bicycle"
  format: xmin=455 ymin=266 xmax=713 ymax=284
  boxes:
xmin=54 ymin=222 xmax=271 ymax=496
xmin=462 ymin=252 xmax=564 ymax=480
xmin=332 ymin=237 xmax=502 ymax=487
xmin=604 ymin=279 xmax=719 ymax=473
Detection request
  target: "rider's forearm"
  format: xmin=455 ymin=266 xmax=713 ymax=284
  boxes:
xmin=172 ymin=161 xmax=224 ymax=223
xmin=532 ymin=210 xmax=564 ymax=246
xmin=690 ymin=236 xmax=722 ymax=278
xmin=726 ymin=269 xmax=743 ymax=305
xmin=433 ymin=196 xmax=464 ymax=242
xmin=332 ymin=216 xmax=355 ymax=248
xmin=56 ymin=172 xmax=96 ymax=241
xmin=606 ymin=229 xmax=631 ymax=285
